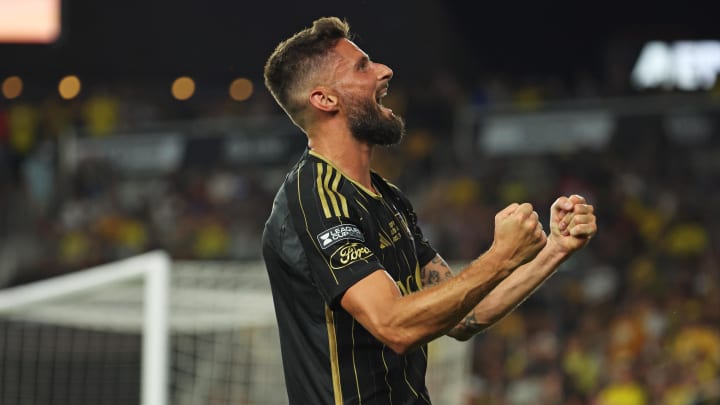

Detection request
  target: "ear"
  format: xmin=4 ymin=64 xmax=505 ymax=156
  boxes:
xmin=309 ymin=87 xmax=339 ymax=113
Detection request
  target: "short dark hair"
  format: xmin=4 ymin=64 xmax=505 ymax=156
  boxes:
xmin=264 ymin=17 xmax=350 ymax=128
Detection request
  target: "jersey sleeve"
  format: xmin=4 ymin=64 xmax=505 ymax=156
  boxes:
xmin=385 ymin=182 xmax=438 ymax=267
xmin=286 ymin=161 xmax=384 ymax=308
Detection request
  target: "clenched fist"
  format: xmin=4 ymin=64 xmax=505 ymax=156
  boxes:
xmin=549 ymin=195 xmax=597 ymax=253
xmin=490 ymin=202 xmax=547 ymax=270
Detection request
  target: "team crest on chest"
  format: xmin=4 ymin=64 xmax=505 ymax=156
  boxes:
xmin=388 ymin=220 xmax=402 ymax=243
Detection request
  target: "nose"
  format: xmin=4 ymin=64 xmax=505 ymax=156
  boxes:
xmin=376 ymin=63 xmax=393 ymax=81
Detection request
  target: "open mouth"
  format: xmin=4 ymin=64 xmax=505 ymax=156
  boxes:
xmin=376 ymin=86 xmax=392 ymax=113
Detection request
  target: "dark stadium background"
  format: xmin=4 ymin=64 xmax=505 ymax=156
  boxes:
xmin=4 ymin=1 xmax=719 ymax=87
xmin=1 ymin=1 xmax=720 ymax=404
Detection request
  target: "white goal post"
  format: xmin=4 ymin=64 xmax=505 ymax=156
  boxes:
xmin=0 ymin=252 xmax=285 ymax=405
xmin=0 ymin=251 xmax=171 ymax=405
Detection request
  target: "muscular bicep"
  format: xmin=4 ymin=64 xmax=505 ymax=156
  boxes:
xmin=340 ymin=269 xmax=407 ymax=352
xmin=420 ymin=254 xmax=455 ymax=288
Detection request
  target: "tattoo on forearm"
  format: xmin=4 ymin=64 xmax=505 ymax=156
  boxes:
xmin=462 ymin=312 xmax=477 ymax=328
xmin=449 ymin=312 xmax=483 ymax=338
xmin=423 ymin=255 xmax=486 ymax=338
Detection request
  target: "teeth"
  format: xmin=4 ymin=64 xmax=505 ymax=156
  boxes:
xmin=376 ymin=87 xmax=389 ymax=105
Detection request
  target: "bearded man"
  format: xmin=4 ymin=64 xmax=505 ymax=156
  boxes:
xmin=262 ymin=17 xmax=596 ymax=405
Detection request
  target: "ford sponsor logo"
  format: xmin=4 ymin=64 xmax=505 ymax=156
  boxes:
xmin=329 ymin=243 xmax=374 ymax=269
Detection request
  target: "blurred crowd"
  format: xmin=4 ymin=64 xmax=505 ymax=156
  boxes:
xmin=1 ymin=72 xmax=720 ymax=404
xmin=410 ymin=125 xmax=720 ymax=404
xmin=370 ymin=89 xmax=720 ymax=403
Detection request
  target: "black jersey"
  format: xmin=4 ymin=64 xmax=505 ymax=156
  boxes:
xmin=262 ymin=149 xmax=438 ymax=405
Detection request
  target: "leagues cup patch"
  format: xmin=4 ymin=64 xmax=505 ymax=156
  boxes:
xmin=317 ymin=224 xmax=365 ymax=249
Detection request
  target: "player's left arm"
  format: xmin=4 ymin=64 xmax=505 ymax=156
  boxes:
xmin=423 ymin=195 xmax=597 ymax=341
xmin=425 ymin=248 xmax=565 ymax=340
xmin=419 ymin=255 xmax=479 ymax=337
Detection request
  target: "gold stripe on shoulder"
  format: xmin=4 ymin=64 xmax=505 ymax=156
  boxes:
xmin=301 ymin=165 xmax=338 ymax=284
xmin=323 ymin=165 xmax=342 ymax=217
xmin=316 ymin=163 xmax=332 ymax=218
xmin=325 ymin=305 xmax=343 ymax=405
xmin=330 ymin=167 xmax=349 ymax=217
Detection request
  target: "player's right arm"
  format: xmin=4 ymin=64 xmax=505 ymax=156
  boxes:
xmin=339 ymin=202 xmax=546 ymax=354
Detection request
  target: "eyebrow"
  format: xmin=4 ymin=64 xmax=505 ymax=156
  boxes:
xmin=355 ymin=55 xmax=370 ymax=70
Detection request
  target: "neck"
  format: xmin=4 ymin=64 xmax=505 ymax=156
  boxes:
xmin=307 ymin=124 xmax=375 ymax=192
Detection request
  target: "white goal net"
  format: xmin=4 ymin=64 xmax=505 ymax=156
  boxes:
xmin=0 ymin=252 xmax=471 ymax=404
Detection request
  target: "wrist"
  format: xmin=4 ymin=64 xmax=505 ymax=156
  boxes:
xmin=482 ymin=244 xmax=515 ymax=278
xmin=545 ymin=237 xmax=572 ymax=263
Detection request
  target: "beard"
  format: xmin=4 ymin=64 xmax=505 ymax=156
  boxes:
xmin=345 ymin=94 xmax=405 ymax=146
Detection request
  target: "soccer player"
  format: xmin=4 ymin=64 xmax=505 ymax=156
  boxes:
xmin=262 ymin=17 xmax=597 ymax=404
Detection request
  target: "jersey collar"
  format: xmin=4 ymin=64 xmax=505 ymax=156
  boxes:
xmin=308 ymin=149 xmax=382 ymax=199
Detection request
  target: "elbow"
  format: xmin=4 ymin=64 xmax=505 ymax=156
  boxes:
xmin=388 ymin=342 xmax=413 ymax=356
xmin=376 ymin=326 xmax=417 ymax=355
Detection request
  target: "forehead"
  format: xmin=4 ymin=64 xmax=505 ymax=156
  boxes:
xmin=332 ymin=38 xmax=368 ymax=66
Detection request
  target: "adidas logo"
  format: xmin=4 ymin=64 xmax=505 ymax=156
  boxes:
xmin=379 ymin=233 xmax=391 ymax=249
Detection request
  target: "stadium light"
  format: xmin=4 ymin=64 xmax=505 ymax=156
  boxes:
xmin=171 ymin=77 xmax=195 ymax=101
xmin=1 ymin=76 xmax=23 ymax=99
xmin=229 ymin=78 xmax=253 ymax=101
xmin=58 ymin=75 xmax=81 ymax=100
